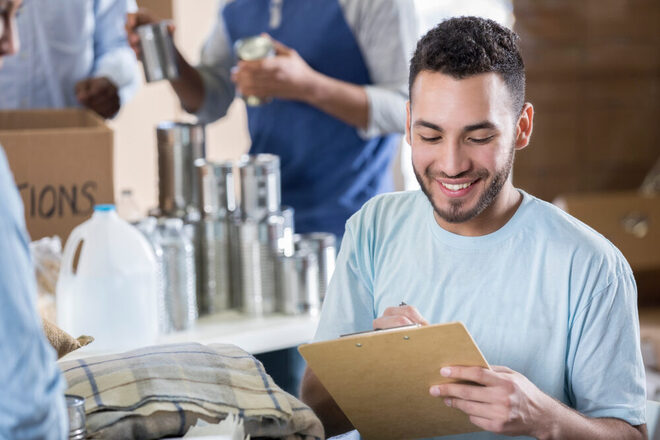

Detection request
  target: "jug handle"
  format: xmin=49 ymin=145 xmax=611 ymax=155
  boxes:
xmin=60 ymin=223 xmax=88 ymax=277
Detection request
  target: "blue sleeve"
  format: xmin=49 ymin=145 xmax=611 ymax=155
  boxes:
xmin=313 ymin=220 xmax=375 ymax=342
xmin=92 ymin=0 xmax=140 ymax=107
xmin=566 ymin=268 xmax=646 ymax=426
xmin=0 ymin=148 xmax=68 ymax=439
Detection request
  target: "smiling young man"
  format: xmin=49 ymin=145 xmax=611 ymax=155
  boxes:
xmin=300 ymin=17 xmax=647 ymax=440
xmin=1 ymin=1 xmax=69 ymax=438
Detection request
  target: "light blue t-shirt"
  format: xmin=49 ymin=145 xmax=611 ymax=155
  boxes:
xmin=315 ymin=190 xmax=646 ymax=440
xmin=0 ymin=148 xmax=67 ymax=439
xmin=0 ymin=0 xmax=139 ymax=111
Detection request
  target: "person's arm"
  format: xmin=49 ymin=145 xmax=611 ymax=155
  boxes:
xmin=299 ymin=220 xmax=375 ymax=436
xmin=434 ymin=264 xmax=647 ymax=439
xmin=84 ymin=0 xmax=140 ymax=116
xmin=431 ymin=365 xmax=646 ymax=439
xmin=0 ymin=148 xmax=67 ymax=439
xmin=232 ymin=0 xmax=416 ymax=133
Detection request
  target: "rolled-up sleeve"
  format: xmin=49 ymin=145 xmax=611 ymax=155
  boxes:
xmin=92 ymin=0 xmax=140 ymax=107
xmin=0 ymin=148 xmax=68 ymax=440
xmin=341 ymin=0 xmax=418 ymax=138
xmin=193 ymin=0 xmax=236 ymax=124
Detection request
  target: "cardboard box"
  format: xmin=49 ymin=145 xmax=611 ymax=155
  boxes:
xmin=554 ymin=192 xmax=660 ymax=304
xmin=0 ymin=109 xmax=114 ymax=242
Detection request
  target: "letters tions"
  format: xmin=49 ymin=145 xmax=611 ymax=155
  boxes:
xmin=17 ymin=182 xmax=97 ymax=219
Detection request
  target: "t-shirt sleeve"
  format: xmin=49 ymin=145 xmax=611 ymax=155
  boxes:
xmin=313 ymin=220 xmax=376 ymax=342
xmin=193 ymin=0 xmax=236 ymax=124
xmin=566 ymin=268 xmax=646 ymax=426
xmin=340 ymin=0 xmax=418 ymax=138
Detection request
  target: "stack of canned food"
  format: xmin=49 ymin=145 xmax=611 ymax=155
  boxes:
xmin=135 ymin=122 xmax=336 ymax=334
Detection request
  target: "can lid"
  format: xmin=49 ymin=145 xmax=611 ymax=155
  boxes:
xmin=94 ymin=204 xmax=116 ymax=212
xmin=235 ymin=35 xmax=274 ymax=61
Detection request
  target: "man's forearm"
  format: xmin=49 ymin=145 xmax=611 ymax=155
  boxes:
xmin=300 ymin=367 xmax=354 ymax=437
xmin=302 ymin=72 xmax=369 ymax=131
xmin=539 ymin=398 xmax=646 ymax=440
xmin=169 ymin=50 xmax=206 ymax=114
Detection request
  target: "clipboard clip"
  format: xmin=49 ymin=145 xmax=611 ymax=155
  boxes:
xmin=340 ymin=323 xmax=421 ymax=338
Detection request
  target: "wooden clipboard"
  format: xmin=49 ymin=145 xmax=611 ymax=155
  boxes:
xmin=298 ymin=322 xmax=489 ymax=440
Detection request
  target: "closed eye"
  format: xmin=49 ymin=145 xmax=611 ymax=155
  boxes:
xmin=419 ymin=135 xmax=442 ymax=142
xmin=468 ymin=135 xmax=495 ymax=144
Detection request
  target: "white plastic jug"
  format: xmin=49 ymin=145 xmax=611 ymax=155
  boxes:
xmin=56 ymin=205 xmax=159 ymax=351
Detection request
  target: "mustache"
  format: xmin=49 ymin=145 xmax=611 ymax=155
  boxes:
xmin=424 ymin=168 xmax=489 ymax=180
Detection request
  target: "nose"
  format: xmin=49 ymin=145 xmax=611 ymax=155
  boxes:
xmin=438 ymin=138 xmax=471 ymax=178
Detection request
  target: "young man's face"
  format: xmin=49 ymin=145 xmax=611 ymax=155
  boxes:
xmin=0 ymin=0 xmax=21 ymax=66
xmin=407 ymin=71 xmax=531 ymax=230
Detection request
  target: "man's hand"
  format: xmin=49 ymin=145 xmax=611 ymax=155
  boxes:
xmin=430 ymin=365 xmax=557 ymax=438
xmin=372 ymin=305 xmax=429 ymax=330
xmin=75 ymin=77 xmax=120 ymax=119
xmin=231 ymin=37 xmax=319 ymax=102
xmin=125 ymin=9 xmax=174 ymax=59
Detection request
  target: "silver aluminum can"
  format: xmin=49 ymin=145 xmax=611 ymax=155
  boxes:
xmin=157 ymin=122 xmax=206 ymax=218
xmin=228 ymin=213 xmax=243 ymax=309
xmin=66 ymin=394 xmax=86 ymax=440
xmin=276 ymin=248 xmax=320 ymax=316
xmin=239 ymin=154 xmax=280 ymax=221
xmin=280 ymin=205 xmax=295 ymax=257
xmin=295 ymin=232 xmax=336 ymax=301
xmin=237 ymin=218 xmax=263 ymax=316
xmin=195 ymin=159 xmax=236 ymax=219
xmin=137 ymin=21 xmax=179 ymax=82
xmin=234 ymin=35 xmax=275 ymax=106
xmin=198 ymin=218 xmax=231 ymax=314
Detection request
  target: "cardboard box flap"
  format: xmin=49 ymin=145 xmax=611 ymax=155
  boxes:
xmin=0 ymin=109 xmax=108 ymax=131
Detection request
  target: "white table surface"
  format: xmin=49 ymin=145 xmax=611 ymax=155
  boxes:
xmin=61 ymin=311 xmax=320 ymax=361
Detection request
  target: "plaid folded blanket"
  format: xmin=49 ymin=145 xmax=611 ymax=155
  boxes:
xmin=58 ymin=343 xmax=324 ymax=440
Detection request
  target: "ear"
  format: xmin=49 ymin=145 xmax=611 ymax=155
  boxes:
xmin=405 ymin=101 xmax=412 ymax=146
xmin=514 ymin=102 xmax=534 ymax=151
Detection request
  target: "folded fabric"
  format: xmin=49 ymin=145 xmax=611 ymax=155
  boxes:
xmin=58 ymin=343 xmax=324 ymax=440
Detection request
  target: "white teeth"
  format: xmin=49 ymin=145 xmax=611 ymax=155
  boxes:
xmin=441 ymin=182 xmax=471 ymax=191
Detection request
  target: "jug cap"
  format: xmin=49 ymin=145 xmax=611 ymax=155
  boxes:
xmin=95 ymin=204 xmax=116 ymax=212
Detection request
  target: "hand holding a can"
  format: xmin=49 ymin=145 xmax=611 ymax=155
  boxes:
xmin=125 ymin=8 xmax=175 ymax=59
xmin=232 ymin=35 xmax=318 ymax=104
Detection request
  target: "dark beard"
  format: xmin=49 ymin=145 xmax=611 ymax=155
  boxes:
xmin=414 ymin=147 xmax=515 ymax=224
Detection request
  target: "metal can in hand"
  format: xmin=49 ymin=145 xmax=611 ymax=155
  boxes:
xmin=234 ymin=35 xmax=275 ymax=106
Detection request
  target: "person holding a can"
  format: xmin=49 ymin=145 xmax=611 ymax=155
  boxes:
xmin=0 ymin=0 xmax=68 ymax=438
xmin=0 ymin=0 xmax=140 ymax=118
xmin=126 ymin=0 xmax=417 ymax=397
xmin=126 ymin=0 xmax=416 ymax=241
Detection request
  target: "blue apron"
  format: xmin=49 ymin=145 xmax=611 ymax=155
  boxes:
xmin=223 ymin=0 xmax=400 ymax=238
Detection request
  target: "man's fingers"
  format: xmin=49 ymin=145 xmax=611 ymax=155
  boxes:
xmin=491 ymin=365 xmax=514 ymax=374
xmin=468 ymin=415 xmax=500 ymax=432
xmin=445 ymin=398 xmax=497 ymax=420
xmin=373 ymin=315 xmax=413 ymax=330
xmin=270 ymin=38 xmax=291 ymax=56
xmin=381 ymin=305 xmax=429 ymax=326
xmin=439 ymin=366 xmax=500 ymax=386
xmin=430 ymin=382 xmax=497 ymax=403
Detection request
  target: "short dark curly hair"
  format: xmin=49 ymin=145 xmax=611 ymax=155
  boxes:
xmin=409 ymin=16 xmax=525 ymax=113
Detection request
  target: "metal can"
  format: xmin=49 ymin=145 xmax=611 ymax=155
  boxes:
xmin=295 ymin=232 xmax=336 ymax=300
xmin=234 ymin=35 xmax=275 ymax=106
xmin=137 ymin=21 xmax=179 ymax=83
xmin=157 ymin=122 xmax=206 ymax=218
xmin=66 ymin=394 xmax=86 ymax=440
xmin=276 ymin=248 xmax=320 ymax=316
xmin=238 ymin=154 xmax=281 ymax=221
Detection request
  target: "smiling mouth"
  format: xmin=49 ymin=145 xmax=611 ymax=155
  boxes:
xmin=440 ymin=182 xmax=473 ymax=191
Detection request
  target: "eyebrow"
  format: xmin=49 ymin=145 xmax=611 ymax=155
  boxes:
xmin=413 ymin=120 xmax=497 ymax=133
